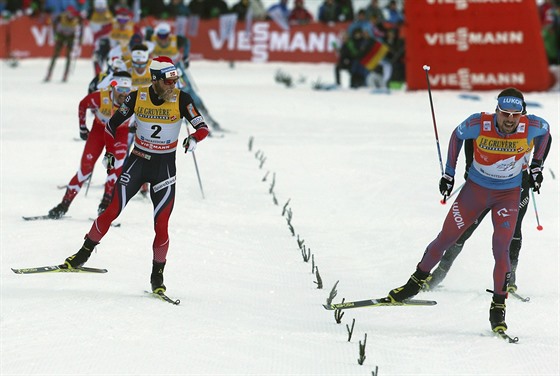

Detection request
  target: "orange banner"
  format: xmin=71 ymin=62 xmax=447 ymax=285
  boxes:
xmin=404 ymin=0 xmax=552 ymax=91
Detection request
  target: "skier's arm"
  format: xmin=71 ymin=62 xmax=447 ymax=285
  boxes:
xmin=105 ymin=91 xmax=138 ymax=153
xmin=445 ymin=113 xmax=481 ymax=177
xmin=77 ymin=91 xmax=101 ymax=140
xmin=179 ymin=91 xmax=209 ymax=151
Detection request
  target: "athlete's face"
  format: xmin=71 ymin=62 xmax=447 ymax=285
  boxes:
xmin=113 ymin=86 xmax=131 ymax=105
xmin=153 ymin=78 xmax=178 ymax=101
xmin=496 ymin=108 xmax=522 ymax=134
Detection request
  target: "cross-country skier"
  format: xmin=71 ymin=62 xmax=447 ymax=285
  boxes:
xmin=63 ymin=56 xmax=209 ymax=294
xmin=386 ymin=87 xmax=551 ymax=333
xmin=48 ymin=71 xmax=134 ymax=218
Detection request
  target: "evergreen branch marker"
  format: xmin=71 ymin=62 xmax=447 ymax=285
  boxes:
xmin=371 ymin=366 xmax=379 ymax=376
xmin=269 ymin=173 xmax=276 ymax=193
xmin=314 ymin=267 xmax=323 ymax=289
xmin=346 ymin=318 xmax=355 ymax=341
xmin=334 ymin=302 xmax=345 ymax=323
xmin=255 ymin=149 xmax=261 ymax=159
xmin=262 ymin=171 xmax=269 ymax=182
xmin=272 ymin=192 xmax=278 ymax=205
xmin=311 ymin=254 xmax=315 ymax=273
xmin=357 ymin=333 xmax=367 ymax=365
xmin=286 ymin=208 xmax=295 ymax=236
xmin=326 ymin=280 xmax=339 ymax=305
xmin=259 ymin=156 xmax=267 ymax=169
xmin=297 ymin=235 xmax=305 ymax=250
xmin=248 ymin=136 xmax=254 ymax=151
xmin=301 ymin=245 xmax=310 ymax=262
xmin=281 ymin=199 xmax=291 ymax=216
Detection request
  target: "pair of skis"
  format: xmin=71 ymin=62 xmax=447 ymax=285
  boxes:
xmin=324 ymin=296 xmax=519 ymax=343
xmin=11 ymin=264 xmax=179 ymax=305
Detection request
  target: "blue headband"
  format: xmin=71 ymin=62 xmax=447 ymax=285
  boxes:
xmin=497 ymin=96 xmax=523 ymax=112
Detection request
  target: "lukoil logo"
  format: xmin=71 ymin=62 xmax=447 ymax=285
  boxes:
xmin=424 ymin=27 xmax=524 ymax=51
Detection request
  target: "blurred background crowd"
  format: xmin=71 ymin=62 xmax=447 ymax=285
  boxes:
xmin=1 ymin=0 xmax=558 ymax=89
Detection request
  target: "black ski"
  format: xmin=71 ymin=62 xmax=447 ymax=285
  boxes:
xmin=495 ymin=329 xmax=519 ymax=343
xmin=323 ymin=297 xmax=437 ymax=310
xmin=23 ymin=215 xmax=68 ymax=221
xmin=11 ymin=265 xmax=108 ymax=274
xmin=22 ymin=215 xmax=119 ymax=227
xmin=145 ymin=290 xmax=180 ymax=305
xmin=509 ymin=291 xmax=530 ymax=302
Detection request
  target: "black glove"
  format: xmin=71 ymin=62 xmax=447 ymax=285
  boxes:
xmin=79 ymin=125 xmax=89 ymax=141
xmin=464 ymin=165 xmax=470 ymax=181
xmin=439 ymin=173 xmax=454 ymax=197
xmin=528 ymin=161 xmax=544 ymax=194
xmin=182 ymin=56 xmax=190 ymax=69
xmin=183 ymin=136 xmax=197 ymax=153
xmin=103 ymin=152 xmax=115 ymax=173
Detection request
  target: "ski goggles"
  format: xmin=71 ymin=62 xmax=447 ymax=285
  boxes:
xmin=115 ymin=86 xmax=131 ymax=93
xmin=497 ymin=106 xmax=522 ymax=118
xmin=161 ymin=78 xmax=178 ymax=86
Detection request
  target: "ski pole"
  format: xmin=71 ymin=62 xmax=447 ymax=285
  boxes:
xmin=423 ymin=65 xmax=448 ymax=203
xmin=84 ymin=167 xmax=94 ymax=197
xmin=530 ymin=189 xmax=543 ymax=231
xmin=185 ymin=122 xmax=205 ymax=199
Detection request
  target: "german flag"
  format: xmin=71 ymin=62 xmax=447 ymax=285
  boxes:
xmin=360 ymin=41 xmax=390 ymax=70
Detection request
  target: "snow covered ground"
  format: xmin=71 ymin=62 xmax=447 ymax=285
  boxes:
xmin=1 ymin=59 xmax=559 ymax=376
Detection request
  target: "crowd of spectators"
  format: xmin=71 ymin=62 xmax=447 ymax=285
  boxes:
xmin=2 ymin=0 xmax=556 ymax=88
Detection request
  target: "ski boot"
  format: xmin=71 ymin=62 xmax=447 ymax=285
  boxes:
xmin=97 ymin=193 xmax=112 ymax=215
xmin=489 ymin=294 xmax=507 ymax=332
xmin=48 ymin=200 xmax=71 ymax=219
xmin=150 ymin=261 xmax=166 ymax=293
xmin=64 ymin=236 xmax=99 ymax=268
xmin=388 ymin=268 xmax=430 ymax=302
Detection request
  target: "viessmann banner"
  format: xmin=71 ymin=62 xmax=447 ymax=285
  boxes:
xmin=0 ymin=16 xmax=347 ymax=63
xmin=405 ymin=0 xmax=552 ymax=91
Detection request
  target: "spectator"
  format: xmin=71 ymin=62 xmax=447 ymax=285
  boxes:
xmin=289 ymin=0 xmax=312 ymax=25
xmin=207 ymin=0 xmax=229 ymax=18
xmin=189 ymin=0 xmax=228 ymax=19
xmin=44 ymin=0 xmax=78 ymax=16
xmin=318 ymin=0 xmax=338 ymax=24
xmin=347 ymin=9 xmax=374 ymax=38
xmin=383 ymin=0 xmax=403 ymax=29
xmin=248 ymin=0 xmax=267 ymax=20
xmin=334 ymin=30 xmax=357 ymax=87
xmin=541 ymin=0 xmax=560 ymax=64
xmin=334 ymin=0 xmax=353 ymax=22
xmin=539 ymin=0 xmax=555 ymax=24
xmin=231 ymin=0 xmax=249 ymax=20
xmin=364 ymin=0 xmax=385 ymax=23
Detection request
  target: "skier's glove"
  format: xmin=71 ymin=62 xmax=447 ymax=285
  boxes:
xmin=439 ymin=174 xmax=454 ymax=197
xmin=103 ymin=152 xmax=115 ymax=173
xmin=528 ymin=160 xmax=544 ymax=194
xmin=183 ymin=136 xmax=197 ymax=153
xmin=79 ymin=125 xmax=89 ymax=141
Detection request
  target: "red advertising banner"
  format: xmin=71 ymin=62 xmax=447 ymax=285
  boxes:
xmin=405 ymin=0 xmax=552 ymax=91
xmin=1 ymin=16 xmax=346 ymax=64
